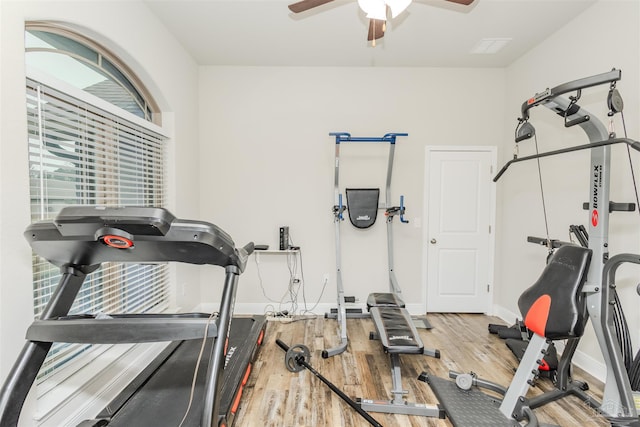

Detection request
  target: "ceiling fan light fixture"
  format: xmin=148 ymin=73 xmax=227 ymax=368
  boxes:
xmin=358 ymin=0 xmax=412 ymax=20
xmin=387 ymin=0 xmax=412 ymax=18
xmin=287 ymin=0 xmax=474 ymax=44
xmin=358 ymin=0 xmax=387 ymax=20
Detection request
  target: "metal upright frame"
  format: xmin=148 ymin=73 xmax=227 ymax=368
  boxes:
xmin=519 ymin=69 xmax=637 ymax=420
xmin=323 ymin=132 xmax=408 ymax=358
xmin=505 ymin=69 xmax=638 ymax=422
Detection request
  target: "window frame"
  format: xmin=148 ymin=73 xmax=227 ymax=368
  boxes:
xmin=26 ymin=21 xmax=161 ymax=125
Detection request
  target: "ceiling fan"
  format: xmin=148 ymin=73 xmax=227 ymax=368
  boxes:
xmin=288 ymin=0 xmax=476 ymax=45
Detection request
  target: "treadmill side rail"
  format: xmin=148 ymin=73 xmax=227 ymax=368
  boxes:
xmin=27 ymin=316 xmax=220 ymax=343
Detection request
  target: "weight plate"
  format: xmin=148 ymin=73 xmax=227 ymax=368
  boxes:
xmin=284 ymin=344 xmax=310 ymax=373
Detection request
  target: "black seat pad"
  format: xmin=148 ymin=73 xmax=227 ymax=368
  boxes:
xmin=366 ymin=292 xmax=405 ymax=309
xmin=518 ymin=245 xmax=591 ymax=340
xmin=370 ymin=307 xmax=423 ymax=354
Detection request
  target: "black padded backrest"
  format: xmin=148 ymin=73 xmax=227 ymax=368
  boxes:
xmin=518 ymin=244 xmax=592 ymax=340
xmin=345 ymin=188 xmax=379 ymax=229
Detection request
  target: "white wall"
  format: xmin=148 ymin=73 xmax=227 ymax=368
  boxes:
xmin=0 ymin=1 xmax=199 ymax=424
xmin=2 ymin=0 xmax=639 ymax=423
xmin=197 ymin=66 xmax=505 ymax=314
xmin=498 ymin=0 xmax=640 ymax=378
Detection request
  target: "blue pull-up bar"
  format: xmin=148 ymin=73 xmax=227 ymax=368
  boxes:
xmin=330 ymin=132 xmax=408 ymax=144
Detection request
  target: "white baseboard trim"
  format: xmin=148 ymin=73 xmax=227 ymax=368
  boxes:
xmin=490 ymin=304 xmax=521 ymax=325
xmin=491 ymin=303 xmax=606 ymax=383
xmin=197 ymin=302 xmax=427 ymax=317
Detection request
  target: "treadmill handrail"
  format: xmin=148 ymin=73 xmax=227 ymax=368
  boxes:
xmin=25 ymin=206 xmax=253 ymax=271
xmin=26 ymin=315 xmax=220 ymax=344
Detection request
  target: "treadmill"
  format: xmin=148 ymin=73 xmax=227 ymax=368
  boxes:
xmin=0 ymin=206 xmax=267 ymax=427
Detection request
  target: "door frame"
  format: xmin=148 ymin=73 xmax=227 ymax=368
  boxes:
xmin=422 ymin=146 xmax=498 ymax=314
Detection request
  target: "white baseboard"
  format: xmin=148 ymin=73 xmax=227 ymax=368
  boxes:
xmin=492 ymin=303 xmax=606 ymax=383
xmin=197 ymin=302 xmax=427 ymax=317
xmin=490 ymin=304 xmax=521 ymax=325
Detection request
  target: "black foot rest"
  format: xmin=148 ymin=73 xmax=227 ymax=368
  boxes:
xmin=370 ymin=306 xmax=423 ymax=354
xmin=366 ymin=292 xmax=405 ymax=310
xmin=420 ymin=374 xmax=518 ymax=426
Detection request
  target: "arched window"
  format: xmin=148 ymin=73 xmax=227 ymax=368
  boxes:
xmin=24 ymin=23 xmax=169 ymax=388
xmin=26 ymin=22 xmax=159 ymax=123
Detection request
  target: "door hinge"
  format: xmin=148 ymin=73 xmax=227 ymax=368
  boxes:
xmin=489 ymin=225 xmax=492 ymax=234
xmin=487 ymin=284 xmax=490 ymax=293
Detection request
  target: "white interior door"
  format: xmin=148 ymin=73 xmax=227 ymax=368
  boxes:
xmin=424 ymin=147 xmax=496 ymax=313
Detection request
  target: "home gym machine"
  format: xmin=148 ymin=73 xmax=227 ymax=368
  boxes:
xmin=324 ymin=132 xmax=443 ymax=419
xmin=0 ymin=206 xmax=267 ymax=427
xmin=421 ymin=69 xmax=640 ymax=426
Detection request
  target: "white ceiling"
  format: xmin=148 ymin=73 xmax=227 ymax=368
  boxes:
xmin=145 ymin=0 xmax=598 ymax=67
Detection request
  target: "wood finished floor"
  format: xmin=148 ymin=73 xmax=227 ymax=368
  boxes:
xmin=234 ymin=313 xmax=609 ymax=427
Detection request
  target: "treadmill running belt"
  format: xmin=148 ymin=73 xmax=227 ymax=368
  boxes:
xmin=88 ymin=316 xmax=266 ymax=427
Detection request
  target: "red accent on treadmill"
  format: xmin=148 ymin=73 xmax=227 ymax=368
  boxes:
xmin=231 ymin=384 xmax=244 ymax=414
xmin=102 ymin=235 xmax=134 ymax=249
xmin=523 ymin=294 xmax=551 ymax=337
xmin=591 ymin=209 xmax=599 ymax=227
xmin=241 ymin=364 xmax=252 ymax=386
xmin=257 ymin=329 xmax=265 ymax=346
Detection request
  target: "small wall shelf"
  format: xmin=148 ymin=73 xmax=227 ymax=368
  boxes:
xmin=253 ymin=249 xmax=300 ymax=262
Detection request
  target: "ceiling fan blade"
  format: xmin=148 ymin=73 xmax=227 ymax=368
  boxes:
xmin=367 ymin=19 xmax=385 ymax=42
xmin=444 ymin=0 xmax=476 ymax=5
xmin=288 ymin=0 xmax=335 ymax=13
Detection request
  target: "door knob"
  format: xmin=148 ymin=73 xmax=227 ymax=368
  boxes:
xmin=430 ymin=239 xmax=437 ymax=244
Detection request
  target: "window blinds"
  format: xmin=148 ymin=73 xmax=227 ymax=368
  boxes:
xmin=26 ymin=79 xmax=169 ymax=381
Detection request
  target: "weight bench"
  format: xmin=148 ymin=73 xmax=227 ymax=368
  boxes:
xmin=357 ymin=304 xmax=443 ymax=417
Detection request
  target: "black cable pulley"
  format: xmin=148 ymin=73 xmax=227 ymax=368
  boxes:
xmin=608 ymin=77 xmax=624 ymax=116
xmin=515 ymin=121 xmax=536 ymax=143
xmin=608 ymin=88 xmax=624 ymax=115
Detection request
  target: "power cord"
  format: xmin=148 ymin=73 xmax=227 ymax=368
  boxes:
xmin=254 ymin=231 xmax=328 ymax=318
xmin=177 ymin=311 xmax=218 ymax=427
